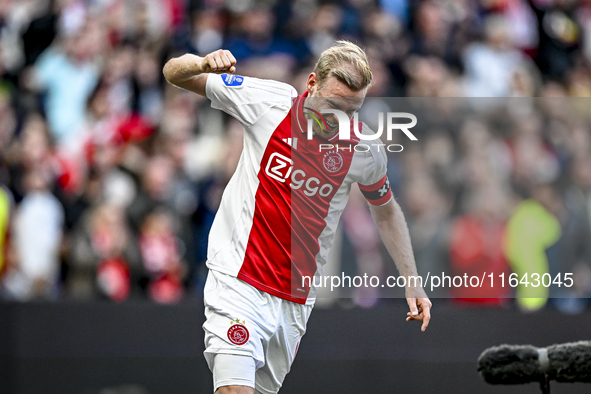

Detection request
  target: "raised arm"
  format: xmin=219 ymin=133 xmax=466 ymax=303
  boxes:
xmin=370 ymin=198 xmax=432 ymax=332
xmin=162 ymin=50 xmax=237 ymax=96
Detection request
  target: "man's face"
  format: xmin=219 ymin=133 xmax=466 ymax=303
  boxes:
xmin=305 ymin=74 xmax=367 ymax=139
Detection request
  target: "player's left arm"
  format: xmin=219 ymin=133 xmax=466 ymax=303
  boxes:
xmin=370 ymin=198 xmax=432 ymax=332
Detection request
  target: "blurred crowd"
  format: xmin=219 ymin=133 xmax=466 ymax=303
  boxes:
xmin=0 ymin=0 xmax=591 ymax=311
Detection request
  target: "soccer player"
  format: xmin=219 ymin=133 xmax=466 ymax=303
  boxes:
xmin=163 ymin=41 xmax=432 ymax=394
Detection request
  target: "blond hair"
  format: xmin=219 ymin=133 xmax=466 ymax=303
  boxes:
xmin=313 ymin=40 xmax=373 ymax=91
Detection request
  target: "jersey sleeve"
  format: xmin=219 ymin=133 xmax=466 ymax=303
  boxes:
xmin=205 ymin=73 xmax=297 ymax=125
xmin=358 ymin=130 xmax=392 ymax=206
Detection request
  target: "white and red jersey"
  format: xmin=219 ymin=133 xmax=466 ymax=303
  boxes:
xmin=205 ymin=73 xmax=392 ymax=305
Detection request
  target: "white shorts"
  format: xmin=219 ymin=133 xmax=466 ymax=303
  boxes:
xmin=203 ymin=269 xmax=313 ymax=394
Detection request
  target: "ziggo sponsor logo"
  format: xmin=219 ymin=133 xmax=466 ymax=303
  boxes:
xmin=265 ymin=152 xmax=333 ymax=197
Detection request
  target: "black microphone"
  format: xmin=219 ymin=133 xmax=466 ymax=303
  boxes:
xmin=477 ymin=341 xmax=591 ymax=384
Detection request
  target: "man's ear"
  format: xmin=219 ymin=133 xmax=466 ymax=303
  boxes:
xmin=306 ymin=73 xmax=318 ymax=93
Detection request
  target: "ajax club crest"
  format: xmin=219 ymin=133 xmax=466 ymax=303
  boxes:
xmin=227 ymin=318 xmax=249 ymax=346
xmin=323 ymin=151 xmax=343 ymax=173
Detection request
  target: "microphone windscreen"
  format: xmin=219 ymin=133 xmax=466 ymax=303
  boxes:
xmin=548 ymin=341 xmax=591 ymax=383
xmin=478 ymin=344 xmax=543 ymax=385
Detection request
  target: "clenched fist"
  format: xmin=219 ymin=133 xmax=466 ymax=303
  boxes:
xmin=200 ymin=49 xmax=237 ymax=74
xmin=163 ymin=49 xmax=238 ymax=96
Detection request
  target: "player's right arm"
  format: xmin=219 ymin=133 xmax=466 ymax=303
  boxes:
xmin=162 ymin=50 xmax=237 ymax=96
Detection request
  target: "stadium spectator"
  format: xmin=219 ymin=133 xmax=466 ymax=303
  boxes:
xmin=32 ymin=18 xmax=101 ymax=144
xmin=449 ymin=184 xmax=512 ymax=304
xmin=463 ymin=14 xmax=529 ymax=97
xmin=138 ymin=209 xmax=186 ymax=303
xmin=529 ymin=0 xmax=582 ymax=81
xmin=552 ymin=155 xmax=591 ymax=313
xmin=67 ymin=202 xmax=140 ymax=301
xmin=410 ymin=0 xmax=459 ymax=67
xmin=2 ymin=168 xmax=63 ymax=301
xmin=504 ymin=184 xmax=562 ymax=311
